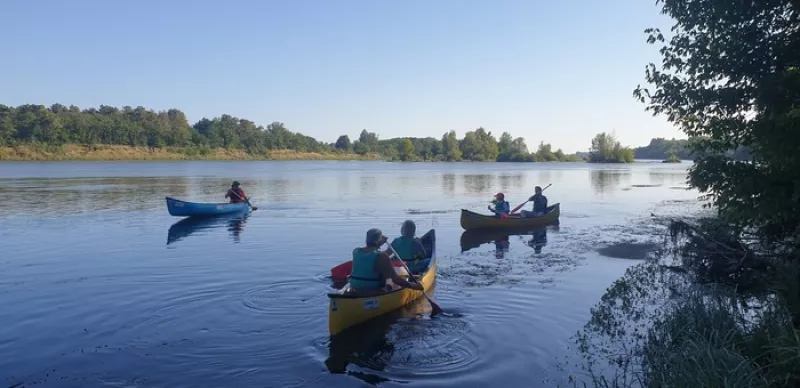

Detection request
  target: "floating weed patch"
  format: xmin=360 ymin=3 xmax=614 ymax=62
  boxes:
xmin=596 ymin=242 xmax=660 ymax=261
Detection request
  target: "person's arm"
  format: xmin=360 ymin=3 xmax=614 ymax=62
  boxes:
xmin=225 ymin=189 xmax=231 ymax=198
xmin=412 ymin=239 xmax=427 ymax=259
xmin=376 ymin=252 xmax=423 ymax=290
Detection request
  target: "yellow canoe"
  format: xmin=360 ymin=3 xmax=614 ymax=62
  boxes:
xmin=328 ymin=229 xmax=437 ymax=336
xmin=460 ymin=203 xmax=560 ymax=230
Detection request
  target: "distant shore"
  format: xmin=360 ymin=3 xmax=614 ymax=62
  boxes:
xmin=0 ymin=144 xmax=601 ymax=162
xmin=0 ymin=145 xmax=383 ymax=162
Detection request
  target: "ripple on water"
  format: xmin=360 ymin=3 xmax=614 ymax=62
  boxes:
xmin=240 ymin=278 xmax=327 ymax=327
xmin=314 ymin=301 xmax=482 ymax=384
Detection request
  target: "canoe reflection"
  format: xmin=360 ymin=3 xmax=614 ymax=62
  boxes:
xmin=460 ymin=224 xmax=557 ymax=255
xmin=166 ymin=213 xmax=249 ymax=245
xmin=325 ymin=294 xmax=430 ymax=384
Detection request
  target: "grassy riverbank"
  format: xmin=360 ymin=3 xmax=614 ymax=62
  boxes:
xmin=0 ymin=144 xmax=381 ymax=161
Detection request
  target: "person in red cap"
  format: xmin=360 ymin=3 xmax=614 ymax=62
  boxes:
xmin=488 ymin=192 xmax=510 ymax=218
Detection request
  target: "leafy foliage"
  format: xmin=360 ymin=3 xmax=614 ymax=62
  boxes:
xmin=0 ymin=103 xmax=584 ymax=162
xmin=588 ymin=132 xmax=635 ymax=163
xmin=633 ymin=0 xmax=800 ymax=243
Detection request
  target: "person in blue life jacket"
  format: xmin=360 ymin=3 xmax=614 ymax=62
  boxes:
xmin=349 ymin=228 xmax=424 ymax=295
xmin=390 ymin=220 xmax=429 ymax=274
xmin=488 ymin=192 xmax=510 ymax=218
xmin=520 ymin=186 xmax=548 ymax=218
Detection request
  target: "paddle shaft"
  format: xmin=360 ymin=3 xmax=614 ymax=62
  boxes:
xmin=510 ymin=183 xmax=552 ymax=214
xmin=230 ymin=189 xmax=257 ymax=210
xmin=385 ymin=242 xmax=444 ymax=314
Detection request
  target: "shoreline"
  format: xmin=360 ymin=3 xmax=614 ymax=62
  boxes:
xmin=0 ymin=144 xmax=666 ymax=163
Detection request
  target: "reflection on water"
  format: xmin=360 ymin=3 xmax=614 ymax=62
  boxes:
xmin=460 ymin=225 xmax=555 ymax=255
xmin=463 ymin=174 xmax=494 ymax=195
xmin=527 ymin=226 xmax=550 ymax=253
xmin=441 ymin=173 xmax=455 ymax=197
xmin=0 ymin=177 xmax=191 ymax=215
xmin=590 ymin=170 xmax=631 ymax=196
xmin=497 ymin=173 xmax=525 ymax=192
xmin=0 ymin=161 xmax=699 ymax=388
xmin=166 ymin=213 xmax=250 ymax=245
xmin=325 ymin=297 xmax=429 ymax=385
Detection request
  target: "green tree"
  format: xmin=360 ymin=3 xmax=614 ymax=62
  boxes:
xmin=634 ymin=0 xmax=800 ymax=241
xmin=441 ymin=130 xmax=462 ymax=161
xmin=334 ymin=135 xmax=351 ymax=150
xmin=536 ymin=142 xmax=558 ymax=162
xmin=398 ymin=138 xmax=416 ymax=161
xmin=589 ymin=132 xmax=634 ymax=163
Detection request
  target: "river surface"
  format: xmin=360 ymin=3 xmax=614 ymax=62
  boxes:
xmin=0 ymin=161 xmax=700 ymax=388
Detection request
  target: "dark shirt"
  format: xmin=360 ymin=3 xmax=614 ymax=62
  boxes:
xmin=530 ymin=193 xmax=547 ymax=212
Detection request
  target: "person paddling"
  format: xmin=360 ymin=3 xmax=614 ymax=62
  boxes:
xmin=520 ymin=186 xmax=548 ymax=218
xmin=488 ymin=192 xmax=510 ymax=218
xmin=350 ymin=228 xmax=424 ymax=295
xmin=225 ymin=181 xmax=247 ymax=204
xmin=390 ymin=220 xmax=428 ymax=274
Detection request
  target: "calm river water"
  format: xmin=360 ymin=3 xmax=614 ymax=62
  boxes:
xmin=0 ymin=161 xmax=699 ymax=388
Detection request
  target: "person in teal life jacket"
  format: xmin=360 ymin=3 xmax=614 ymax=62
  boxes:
xmin=520 ymin=186 xmax=548 ymax=218
xmin=225 ymin=181 xmax=247 ymax=203
xmin=349 ymin=228 xmax=424 ymax=295
xmin=488 ymin=192 xmax=510 ymax=218
xmin=390 ymin=220 xmax=429 ymax=274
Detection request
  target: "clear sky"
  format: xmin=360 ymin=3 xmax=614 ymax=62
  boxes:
xmin=1 ymin=0 xmax=680 ymax=153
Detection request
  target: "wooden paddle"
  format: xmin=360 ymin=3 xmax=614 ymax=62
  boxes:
xmin=510 ymin=183 xmax=552 ymax=214
xmin=230 ymin=190 xmax=258 ymax=211
xmin=385 ymin=242 xmax=444 ymax=315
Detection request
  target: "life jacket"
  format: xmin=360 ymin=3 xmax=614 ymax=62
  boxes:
xmin=495 ymin=200 xmax=510 ymax=217
xmin=391 ymin=236 xmax=430 ymax=273
xmin=349 ymin=248 xmax=382 ymax=290
xmin=229 ymin=188 xmax=246 ymax=203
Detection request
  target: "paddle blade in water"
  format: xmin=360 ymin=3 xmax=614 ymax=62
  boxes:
xmin=426 ymin=294 xmax=444 ymax=315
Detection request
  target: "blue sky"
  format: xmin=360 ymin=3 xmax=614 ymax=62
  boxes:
xmin=1 ymin=0 xmax=678 ymax=153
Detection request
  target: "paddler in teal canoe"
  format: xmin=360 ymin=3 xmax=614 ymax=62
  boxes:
xmin=225 ymin=181 xmax=247 ymax=203
xmin=224 ymin=181 xmax=258 ymax=210
xmin=487 ymin=192 xmax=511 ymax=219
xmin=350 ymin=228 xmax=424 ymax=296
xmin=391 ymin=220 xmax=428 ymax=274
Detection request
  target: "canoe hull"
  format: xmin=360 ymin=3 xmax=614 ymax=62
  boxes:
xmin=460 ymin=203 xmax=560 ymax=230
xmin=328 ymin=229 xmax=436 ymax=335
xmin=165 ymin=196 xmax=250 ymax=217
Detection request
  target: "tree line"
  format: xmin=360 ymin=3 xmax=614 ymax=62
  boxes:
xmin=333 ymin=128 xmax=584 ymax=162
xmin=633 ymin=137 xmax=750 ymax=161
xmin=0 ymin=103 xmax=594 ymax=162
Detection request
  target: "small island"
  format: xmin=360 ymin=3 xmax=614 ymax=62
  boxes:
xmin=586 ymin=132 xmax=635 ymax=163
xmin=662 ymin=153 xmax=682 ymax=163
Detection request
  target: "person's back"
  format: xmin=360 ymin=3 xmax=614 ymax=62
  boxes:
xmin=391 ymin=235 xmax=428 ymax=273
xmin=350 ymin=248 xmax=383 ymax=290
xmin=350 ymin=228 xmax=424 ymax=295
xmin=391 ymin=220 xmax=429 ymax=274
xmin=531 ymin=193 xmax=547 ymax=213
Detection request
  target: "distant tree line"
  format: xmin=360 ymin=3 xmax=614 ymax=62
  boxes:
xmin=633 ymin=137 xmax=751 ymax=161
xmin=0 ymin=103 xmax=586 ymax=162
xmin=333 ymin=128 xmax=582 ymax=162
xmin=0 ymin=104 xmax=329 ymax=156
